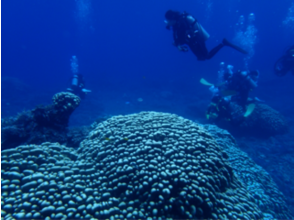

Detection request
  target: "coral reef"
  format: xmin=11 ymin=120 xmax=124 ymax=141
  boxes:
xmin=52 ymin=92 xmax=80 ymax=114
xmin=1 ymin=143 xmax=78 ymax=219
xmin=240 ymin=103 xmax=288 ymax=135
xmin=2 ymin=112 xmax=292 ymax=219
xmin=2 ymin=112 xmax=263 ymax=219
xmin=66 ymin=126 xmax=92 ymax=148
xmin=204 ymin=124 xmax=293 ymax=219
xmin=66 ymin=116 xmax=111 ymax=148
xmin=217 ymin=103 xmax=288 ymax=137
xmin=1 ymin=92 xmax=80 ymax=150
xmin=236 ymin=132 xmax=294 ymax=216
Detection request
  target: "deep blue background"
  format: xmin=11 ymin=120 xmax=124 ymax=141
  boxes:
xmin=2 ymin=0 xmax=294 ymax=119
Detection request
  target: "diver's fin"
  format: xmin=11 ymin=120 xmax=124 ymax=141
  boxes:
xmin=200 ymin=78 xmax=214 ymax=86
xmin=222 ymin=38 xmax=248 ymax=54
xmin=244 ymin=103 xmax=255 ymax=117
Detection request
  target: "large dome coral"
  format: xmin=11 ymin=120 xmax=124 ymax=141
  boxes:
xmin=1 ymin=112 xmax=262 ymax=219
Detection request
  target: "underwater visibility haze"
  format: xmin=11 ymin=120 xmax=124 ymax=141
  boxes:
xmin=1 ymin=0 xmax=294 ymax=219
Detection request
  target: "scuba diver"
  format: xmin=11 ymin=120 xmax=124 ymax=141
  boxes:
xmin=222 ymin=68 xmax=259 ymax=108
xmin=202 ymin=64 xmax=259 ymax=124
xmin=274 ymin=45 xmax=294 ymax=76
xmin=164 ymin=10 xmax=248 ymax=61
xmin=67 ymin=74 xmax=91 ymax=99
xmin=206 ymin=94 xmax=254 ymax=126
xmin=206 ymin=95 xmax=232 ymax=122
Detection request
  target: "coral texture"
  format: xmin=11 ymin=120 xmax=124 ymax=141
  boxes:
xmin=203 ymin=124 xmax=293 ymax=219
xmin=240 ymin=103 xmax=288 ymax=135
xmin=52 ymin=92 xmax=80 ymax=113
xmin=1 ymin=112 xmax=263 ymax=219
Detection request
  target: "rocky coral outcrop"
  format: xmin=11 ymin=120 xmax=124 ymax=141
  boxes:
xmin=239 ymin=103 xmax=288 ymax=136
xmin=52 ymin=92 xmax=80 ymax=114
xmin=216 ymin=103 xmax=288 ymax=137
xmin=1 ymin=92 xmax=80 ymax=150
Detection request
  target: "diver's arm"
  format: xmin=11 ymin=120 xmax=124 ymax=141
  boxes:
xmin=172 ymin=33 xmax=188 ymax=51
xmin=173 ymin=31 xmax=181 ymax=47
xmin=247 ymin=76 xmax=258 ymax=89
xmin=173 ymin=42 xmax=188 ymax=52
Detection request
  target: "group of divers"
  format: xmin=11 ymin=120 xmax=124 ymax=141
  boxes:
xmin=66 ymin=10 xmax=294 ymax=126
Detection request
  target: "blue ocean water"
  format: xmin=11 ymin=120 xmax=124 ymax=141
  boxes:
xmin=2 ymin=0 xmax=294 ymax=217
xmin=2 ymin=0 xmax=294 ymax=120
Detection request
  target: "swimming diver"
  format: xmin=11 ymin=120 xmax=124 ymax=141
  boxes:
xmin=274 ymin=45 xmax=294 ymax=77
xmin=67 ymin=74 xmax=91 ymax=99
xmin=164 ymin=10 xmax=248 ymax=61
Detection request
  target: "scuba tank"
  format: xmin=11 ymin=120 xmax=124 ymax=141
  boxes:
xmin=194 ymin=22 xmax=210 ymax=41
xmin=72 ymin=75 xmax=79 ymax=86
xmin=182 ymin=13 xmax=210 ymax=42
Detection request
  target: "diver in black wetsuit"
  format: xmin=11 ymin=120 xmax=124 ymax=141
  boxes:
xmin=206 ymin=94 xmax=253 ymax=126
xmin=274 ymin=45 xmax=294 ymax=76
xmin=222 ymin=69 xmax=259 ymax=108
xmin=67 ymin=74 xmax=91 ymax=99
xmin=206 ymin=67 xmax=259 ymax=125
xmin=164 ymin=10 xmax=248 ymax=60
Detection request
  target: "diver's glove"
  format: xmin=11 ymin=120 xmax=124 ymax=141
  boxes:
xmin=177 ymin=45 xmax=189 ymax=52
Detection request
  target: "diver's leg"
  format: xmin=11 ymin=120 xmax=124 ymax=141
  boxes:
xmin=207 ymin=44 xmax=224 ymax=59
xmin=222 ymin=38 xmax=248 ymax=54
xmin=189 ymin=42 xmax=208 ymax=61
xmin=238 ymin=91 xmax=249 ymax=110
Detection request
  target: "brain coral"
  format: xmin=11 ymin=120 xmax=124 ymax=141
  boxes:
xmin=1 ymin=112 xmax=262 ymax=219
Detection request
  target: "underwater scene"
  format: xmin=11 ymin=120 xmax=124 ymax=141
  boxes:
xmin=1 ymin=0 xmax=294 ymax=219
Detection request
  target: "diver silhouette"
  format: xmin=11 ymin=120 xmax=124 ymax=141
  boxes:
xmin=274 ymin=45 xmax=294 ymax=77
xmin=164 ymin=10 xmax=248 ymax=61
